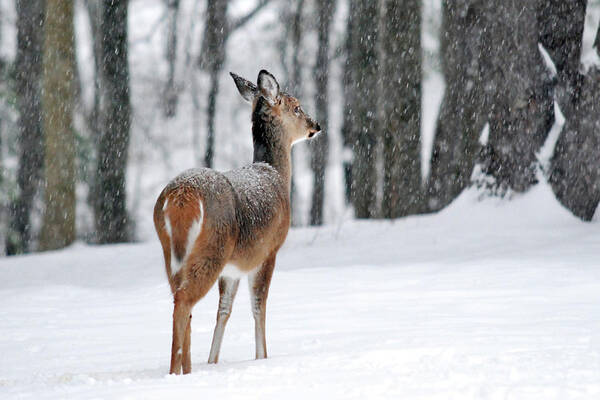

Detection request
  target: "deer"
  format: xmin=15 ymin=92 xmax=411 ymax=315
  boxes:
xmin=153 ymin=70 xmax=321 ymax=375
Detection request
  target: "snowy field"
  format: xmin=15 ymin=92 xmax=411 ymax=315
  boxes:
xmin=1 ymin=183 xmax=599 ymax=399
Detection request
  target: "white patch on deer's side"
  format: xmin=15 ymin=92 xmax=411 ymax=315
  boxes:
xmin=170 ymin=199 xmax=204 ymax=277
xmin=220 ymin=263 xmax=248 ymax=280
xmin=164 ymin=214 xmax=172 ymax=238
xmin=162 ymin=197 xmax=169 ymax=211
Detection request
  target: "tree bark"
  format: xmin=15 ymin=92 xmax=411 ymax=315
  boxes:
xmin=94 ymin=0 xmax=131 ymax=243
xmin=6 ymin=0 xmax=46 ymax=254
xmin=38 ymin=0 xmax=76 ymax=251
xmin=284 ymin=0 xmax=304 ymax=226
xmin=349 ymin=0 xmax=379 ymax=218
xmin=199 ymin=0 xmax=231 ymax=168
xmin=549 ymin=70 xmax=600 ymax=221
xmin=340 ymin=1 xmax=355 ymax=205
xmin=595 ymin=17 xmax=600 ymax=54
xmin=547 ymin=0 xmax=600 ymax=221
xmin=479 ymin=0 xmax=554 ymax=193
xmin=289 ymin=0 xmax=304 ymax=96
xmin=198 ymin=0 xmax=272 ymax=168
xmin=163 ymin=0 xmax=180 ymax=118
xmin=426 ymin=0 xmax=486 ymax=212
xmin=309 ymin=0 xmax=335 ymax=226
xmin=381 ymin=0 xmax=422 ymax=218
xmin=538 ymin=0 xmax=586 ymax=90
xmin=84 ymin=0 xmax=103 ymax=139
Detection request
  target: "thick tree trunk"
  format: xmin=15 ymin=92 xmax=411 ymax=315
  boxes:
xmin=478 ymin=0 xmax=554 ymax=193
xmin=538 ymin=0 xmax=586 ymax=92
xmin=381 ymin=0 xmax=422 ymax=218
xmin=349 ymin=0 xmax=379 ymax=218
xmin=309 ymin=0 xmax=335 ymax=226
xmin=94 ymin=0 xmax=131 ymax=243
xmin=6 ymin=0 xmax=46 ymax=254
xmin=547 ymin=1 xmax=600 ymax=221
xmin=549 ymin=70 xmax=600 ymax=220
xmin=38 ymin=0 xmax=76 ymax=251
xmin=426 ymin=0 xmax=486 ymax=212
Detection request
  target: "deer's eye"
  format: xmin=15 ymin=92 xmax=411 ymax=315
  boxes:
xmin=293 ymin=106 xmax=301 ymax=115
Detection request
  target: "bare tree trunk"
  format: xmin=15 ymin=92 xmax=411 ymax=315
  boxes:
xmin=340 ymin=2 xmax=355 ymax=205
xmin=94 ymin=0 xmax=131 ymax=243
xmin=281 ymin=0 xmax=304 ymax=226
xmin=289 ymin=0 xmax=303 ymax=96
xmin=349 ymin=0 xmax=379 ymax=218
xmin=6 ymin=0 xmax=46 ymax=254
xmin=538 ymin=0 xmax=586 ymax=95
xmin=38 ymin=0 xmax=76 ymax=251
xmin=199 ymin=0 xmax=272 ymax=168
xmin=309 ymin=0 xmax=335 ymax=226
xmin=426 ymin=0 xmax=486 ymax=212
xmin=549 ymin=70 xmax=600 ymax=221
xmin=200 ymin=0 xmax=229 ymax=168
xmin=163 ymin=0 xmax=180 ymax=118
xmin=205 ymin=65 xmax=221 ymax=168
xmin=595 ymin=18 xmax=600 ymax=54
xmin=381 ymin=0 xmax=422 ymax=218
xmin=478 ymin=0 xmax=554 ymax=193
xmin=547 ymin=0 xmax=600 ymax=221
xmin=84 ymin=0 xmax=103 ymax=141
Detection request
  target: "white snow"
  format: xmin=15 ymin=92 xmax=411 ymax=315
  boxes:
xmin=537 ymin=101 xmax=566 ymax=171
xmin=538 ymin=43 xmax=558 ymax=77
xmin=1 ymin=183 xmax=599 ymax=399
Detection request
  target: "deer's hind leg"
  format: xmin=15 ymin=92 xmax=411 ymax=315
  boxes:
xmin=248 ymin=254 xmax=276 ymax=360
xmin=170 ymin=291 xmax=193 ymax=375
xmin=182 ymin=314 xmax=192 ymax=373
xmin=208 ymin=276 xmax=240 ymax=363
xmin=169 ymin=253 xmax=225 ymax=375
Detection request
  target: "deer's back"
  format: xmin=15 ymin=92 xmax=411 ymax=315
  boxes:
xmin=154 ymin=164 xmax=290 ymax=277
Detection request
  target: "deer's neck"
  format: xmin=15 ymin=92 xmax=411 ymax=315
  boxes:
xmin=252 ymin=111 xmax=292 ymax=192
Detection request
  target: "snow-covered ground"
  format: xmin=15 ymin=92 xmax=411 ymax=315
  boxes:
xmin=1 ymin=183 xmax=599 ymax=399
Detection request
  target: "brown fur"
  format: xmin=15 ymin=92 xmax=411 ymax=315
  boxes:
xmin=153 ymin=70 xmax=320 ymax=375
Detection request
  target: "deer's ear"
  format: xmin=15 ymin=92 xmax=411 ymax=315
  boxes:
xmin=230 ymin=72 xmax=257 ymax=103
xmin=257 ymin=69 xmax=279 ymax=106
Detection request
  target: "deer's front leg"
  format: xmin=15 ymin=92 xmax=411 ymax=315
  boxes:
xmin=248 ymin=254 xmax=276 ymax=359
xmin=208 ymin=276 xmax=240 ymax=364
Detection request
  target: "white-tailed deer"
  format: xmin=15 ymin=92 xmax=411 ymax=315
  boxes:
xmin=154 ymin=70 xmax=321 ymax=374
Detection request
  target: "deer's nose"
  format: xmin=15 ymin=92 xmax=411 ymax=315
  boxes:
xmin=308 ymin=122 xmax=322 ymax=138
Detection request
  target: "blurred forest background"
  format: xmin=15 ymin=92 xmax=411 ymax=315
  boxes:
xmin=0 ymin=0 xmax=599 ymax=256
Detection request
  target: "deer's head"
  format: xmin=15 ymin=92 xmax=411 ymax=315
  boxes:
xmin=230 ymin=70 xmax=321 ymax=146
